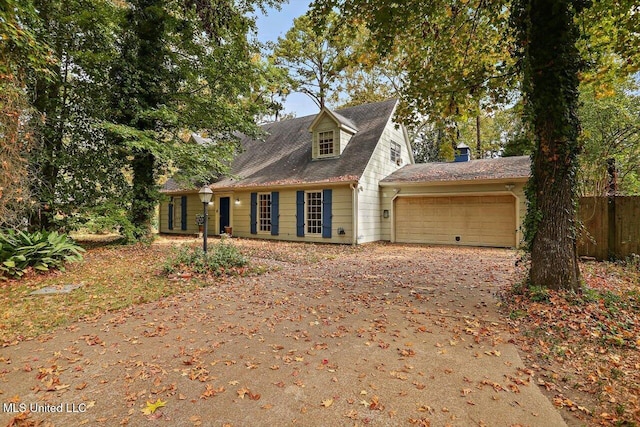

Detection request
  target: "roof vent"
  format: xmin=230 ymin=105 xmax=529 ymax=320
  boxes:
xmin=454 ymin=143 xmax=470 ymax=162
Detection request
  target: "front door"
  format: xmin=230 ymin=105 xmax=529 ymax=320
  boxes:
xmin=219 ymin=197 xmax=230 ymax=234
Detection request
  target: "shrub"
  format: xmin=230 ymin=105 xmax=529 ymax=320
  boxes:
xmin=0 ymin=230 xmax=85 ymax=279
xmin=164 ymin=241 xmax=247 ymax=276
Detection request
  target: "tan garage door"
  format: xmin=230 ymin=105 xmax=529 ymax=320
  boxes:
xmin=395 ymin=195 xmax=516 ymax=247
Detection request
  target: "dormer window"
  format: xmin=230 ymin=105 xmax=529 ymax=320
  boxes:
xmin=318 ymin=131 xmax=335 ymax=156
xmin=309 ymin=108 xmax=359 ymax=160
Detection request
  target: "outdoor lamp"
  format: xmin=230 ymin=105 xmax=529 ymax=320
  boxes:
xmin=198 ymin=186 xmax=213 ymax=253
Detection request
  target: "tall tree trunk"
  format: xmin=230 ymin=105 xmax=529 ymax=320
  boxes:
xmin=520 ymin=0 xmax=583 ymax=290
xmin=130 ymin=150 xmax=156 ymax=239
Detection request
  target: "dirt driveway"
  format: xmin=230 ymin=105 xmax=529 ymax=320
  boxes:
xmin=0 ymin=241 xmax=565 ymax=426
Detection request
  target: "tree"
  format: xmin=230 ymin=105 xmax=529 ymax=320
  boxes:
xmin=311 ymin=0 xmax=639 ymax=290
xmin=577 ymin=78 xmax=640 ymax=196
xmin=271 ymin=11 xmax=354 ymax=109
xmin=0 ymin=0 xmax=51 ymax=228
xmin=512 ymin=0 xmax=585 ymax=290
xmin=24 ymin=0 xmax=122 ymax=230
xmin=104 ymin=0 xmax=283 ymax=239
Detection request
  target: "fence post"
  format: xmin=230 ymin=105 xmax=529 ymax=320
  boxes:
xmin=607 ymin=195 xmax=616 ymax=260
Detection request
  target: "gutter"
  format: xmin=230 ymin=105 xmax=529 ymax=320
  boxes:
xmin=379 ymin=177 xmax=529 ymax=188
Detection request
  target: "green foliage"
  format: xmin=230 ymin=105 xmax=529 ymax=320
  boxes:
xmin=272 ymin=11 xmax=355 ymax=109
xmin=77 ymin=202 xmax=137 ymax=243
xmin=104 ymin=0 xmax=283 ymax=239
xmin=577 ymin=78 xmax=640 ymax=196
xmin=528 ymin=285 xmax=550 ymax=302
xmin=312 ymin=0 xmax=517 ymax=127
xmin=163 ymin=242 xmax=247 ymax=276
xmin=0 ymin=229 xmax=85 ymax=279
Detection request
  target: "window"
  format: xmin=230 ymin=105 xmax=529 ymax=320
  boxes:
xmin=318 ymin=131 xmax=334 ymax=156
xmin=390 ymin=141 xmax=401 ymax=163
xmin=306 ymin=191 xmax=323 ymax=234
xmin=258 ymin=193 xmax=271 ymax=232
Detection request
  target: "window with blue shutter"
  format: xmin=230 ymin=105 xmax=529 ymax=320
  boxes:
xmin=322 ymin=189 xmax=332 ymax=238
xmin=180 ymin=196 xmax=187 ymax=230
xmin=168 ymin=198 xmax=174 ymax=230
xmin=271 ymin=192 xmax=279 ymax=236
xmin=250 ymin=192 xmax=257 ymax=234
xmin=296 ymin=191 xmax=305 ymax=237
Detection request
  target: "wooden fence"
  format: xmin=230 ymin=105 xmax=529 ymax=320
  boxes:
xmin=577 ymin=196 xmax=640 ymax=260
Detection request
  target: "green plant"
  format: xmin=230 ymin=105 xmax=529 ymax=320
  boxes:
xmin=0 ymin=229 xmax=85 ymax=279
xmin=528 ymin=285 xmax=550 ymax=302
xmin=509 ymin=309 xmax=527 ymax=320
xmin=163 ymin=242 xmax=247 ymax=276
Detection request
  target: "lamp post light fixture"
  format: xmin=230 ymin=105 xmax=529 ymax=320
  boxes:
xmin=198 ymin=186 xmax=213 ymax=253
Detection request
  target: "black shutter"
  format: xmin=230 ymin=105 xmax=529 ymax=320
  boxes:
xmin=322 ymin=189 xmax=332 ymax=238
xmin=271 ymin=192 xmax=279 ymax=236
xmin=180 ymin=196 xmax=187 ymax=230
xmin=296 ymin=191 xmax=305 ymax=237
xmin=250 ymin=192 xmax=257 ymax=234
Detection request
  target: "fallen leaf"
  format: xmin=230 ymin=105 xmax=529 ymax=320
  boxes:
xmin=141 ymin=399 xmax=166 ymax=415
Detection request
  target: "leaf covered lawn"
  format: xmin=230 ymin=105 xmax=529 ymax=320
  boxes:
xmin=0 ymin=240 xmax=203 ymax=345
xmin=505 ymin=258 xmax=640 ymax=425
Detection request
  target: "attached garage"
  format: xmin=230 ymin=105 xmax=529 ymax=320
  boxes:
xmin=394 ymin=195 xmax=517 ymax=247
xmin=380 ymin=155 xmax=530 ymax=248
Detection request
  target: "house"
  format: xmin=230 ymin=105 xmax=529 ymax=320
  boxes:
xmin=159 ymin=99 xmax=530 ymax=247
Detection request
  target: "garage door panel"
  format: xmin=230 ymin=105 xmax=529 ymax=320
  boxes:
xmin=395 ymin=195 xmax=516 ymax=247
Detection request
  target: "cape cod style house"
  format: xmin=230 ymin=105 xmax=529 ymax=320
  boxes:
xmin=159 ymin=99 xmax=530 ymax=247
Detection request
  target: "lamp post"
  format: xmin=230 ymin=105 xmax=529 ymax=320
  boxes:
xmin=198 ymin=186 xmax=213 ymax=253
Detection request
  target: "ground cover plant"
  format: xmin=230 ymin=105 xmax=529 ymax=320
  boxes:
xmin=163 ymin=239 xmax=248 ymax=277
xmin=0 ymin=230 xmax=85 ymax=279
xmin=504 ymin=255 xmax=640 ymax=425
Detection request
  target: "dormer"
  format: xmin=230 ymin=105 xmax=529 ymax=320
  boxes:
xmin=308 ymin=107 xmax=359 ymax=160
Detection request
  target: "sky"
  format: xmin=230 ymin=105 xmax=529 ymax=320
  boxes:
xmin=254 ymin=1 xmax=317 ymax=118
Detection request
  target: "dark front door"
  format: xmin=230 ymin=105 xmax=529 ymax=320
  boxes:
xmin=219 ymin=197 xmax=230 ymax=233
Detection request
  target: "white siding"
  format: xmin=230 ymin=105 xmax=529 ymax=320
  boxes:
xmin=357 ymin=115 xmax=413 ymax=243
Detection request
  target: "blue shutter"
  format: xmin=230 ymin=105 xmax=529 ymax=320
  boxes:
xmin=168 ymin=200 xmax=174 ymax=230
xmin=322 ymin=189 xmax=332 ymax=238
xmin=271 ymin=192 xmax=279 ymax=236
xmin=296 ymin=191 xmax=305 ymax=237
xmin=180 ymin=196 xmax=187 ymax=230
xmin=250 ymin=192 xmax=257 ymax=234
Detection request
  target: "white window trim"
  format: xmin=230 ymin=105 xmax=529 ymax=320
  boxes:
xmin=390 ymin=141 xmax=401 ymax=163
xmin=258 ymin=192 xmax=272 ymax=233
xmin=317 ymin=130 xmax=335 ymax=158
xmin=305 ymin=190 xmax=323 ymax=235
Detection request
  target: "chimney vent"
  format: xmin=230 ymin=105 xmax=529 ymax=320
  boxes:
xmin=454 ymin=143 xmax=470 ymax=162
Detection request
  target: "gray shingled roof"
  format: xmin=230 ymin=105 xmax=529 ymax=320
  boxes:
xmin=380 ymin=156 xmax=531 ymax=184
xmin=210 ymin=98 xmax=398 ymax=189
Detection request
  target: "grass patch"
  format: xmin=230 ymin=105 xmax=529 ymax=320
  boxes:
xmin=1 ymin=243 xmax=211 ymax=345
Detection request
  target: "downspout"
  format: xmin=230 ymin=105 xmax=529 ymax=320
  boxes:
xmin=505 ymin=184 xmax=520 ymax=247
xmin=390 ymin=188 xmax=401 ymax=243
xmin=350 ymin=182 xmax=358 ymax=245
